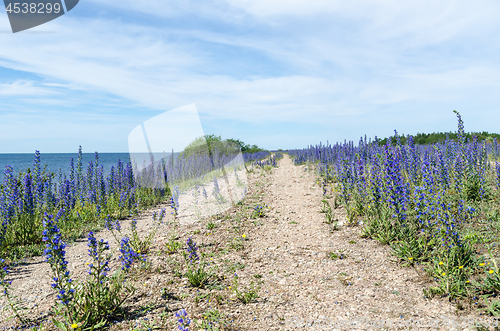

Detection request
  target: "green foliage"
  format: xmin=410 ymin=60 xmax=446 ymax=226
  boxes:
xmin=50 ymin=240 xmax=135 ymax=330
xmin=251 ymin=204 xmax=269 ymax=218
xmin=106 ymin=210 xmax=165 ymax=256
xmin=0 ymin=259 xmax=28 ymax=324
xmin=129 ymin=210 xmax=166 ymax=255
xmin=228 ymin=237 xmax=244 ymax=251
xmin=391 ymin=232 xmax=434 ymax=265
xmin=207 ymin=221 xmax=217 ymax=230
xmin=185 ymin=263 xmax=213 ymax=288
xmin=474 ymin=246 xmax=500 ymax=296
xmin=328 ymin=250 xmax=347 ymax=260
xmin=194 ymin=309 xmax=229 ymax=331
xmin=227 ymin=138 xmax=266 ymax=154
xmin=0 ymin=185 xmax=166 ymax=261
xmin=67 ymin=270 xmax=134 ymax=329
xmin=232 ymin=276 xmax=260 ymax=304
xmin=377 ymin=131 xmax=500 ymax=146
xmin=183 ymin=251 xmax=214 ymax=288
xmin=321 ymin=199 xmax=337 ymax=228
xmin=181 ymin=135 xmax=266 ymax=160
xmin=163 ymin=229 xmax=182 ymax=255
xmin=180 ymin=135 xmax=219 ymax=159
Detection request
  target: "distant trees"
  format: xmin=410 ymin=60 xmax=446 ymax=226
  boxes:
xmin=226 ymin=138 xmax=266 ymax=154
xmin=182 ymin=135 xmax=266 ymax=159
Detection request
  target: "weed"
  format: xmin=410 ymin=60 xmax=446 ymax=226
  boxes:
xmin=207 ymin=221 xmax=217 ymax=230
xmin=195 ymin=308 xmax=229 ymax=331
xmin=232 ymin=275 xmax=260 ymax=304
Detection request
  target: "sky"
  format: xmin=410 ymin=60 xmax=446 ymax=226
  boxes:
xmin=1 ymin=0 xmax=500 ymax=153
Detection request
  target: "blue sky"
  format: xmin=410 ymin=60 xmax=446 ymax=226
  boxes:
xmin=1 ymin=0 xmax=500 ymax=153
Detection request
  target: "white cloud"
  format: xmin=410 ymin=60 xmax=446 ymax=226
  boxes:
xmin=0 ymin=80 xmax=58 ymax=96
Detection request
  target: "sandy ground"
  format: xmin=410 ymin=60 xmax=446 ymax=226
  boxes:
xmin=1 ymin=155 xmax=495 ymax=330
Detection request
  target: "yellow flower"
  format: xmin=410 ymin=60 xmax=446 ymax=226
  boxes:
xmin=442 ymin=272 xmax=446 ymax=276
xmin=489 ymin=270 xmax=495 ymax=274
xmin=408 ymin=257 xmax=413 ymax=260
xmin=242 ymin=234 xmax=247 ymax=238
xmin=480 ymin=263 xmax=485 ymax=266
xmin=459 ymin=266 xmax=464 ymax=269
xmin=466 ymin=280 xmax=470 ymax=283
xmin=137 ymin=250 xmax=141 ymax=254
xmin=488 ymin=262 xmax=491 ymax=265
xmin=71 ymin=324 xmax=79 ymax=329
xmin=439 ymin=262 xmax=444 ymax=265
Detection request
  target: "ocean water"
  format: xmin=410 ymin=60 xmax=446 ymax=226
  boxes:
xmin=0 ymin=152 xmax=131 ymax=183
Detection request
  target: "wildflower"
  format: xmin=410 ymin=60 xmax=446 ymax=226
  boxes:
xmin=242 ymin=234 xmax=247 ymax=238
xmin=439 ymin=262 xmax=444 ymax=265
xmin=176 ymin=309 xmax=191 ymax=331
xmin=408 ymin=257 xmax=413 ymax=260
xmin=186 ymin=237 xmax=199 ymax=263
xmin=71 ymin=323 xmax=79 ymax=329
xmin=119 ymin=236 xmax=138 ymax=270
xmin=442 ymin=272 xmax=446 ymax=276
xmin=459 ymin=266 xmax=464 ymax=269
xmin=43 ymin=211 xmax=74 ymax=305
xmin=489 ymin=270 xmax=495 ymax=274
xmin=480 ymin=263 xmax=485 ymax=266
xmin=171 ymin=186 xmax=180 ymax=217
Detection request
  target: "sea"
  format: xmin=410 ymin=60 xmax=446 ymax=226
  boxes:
xmin=0 ymin=153 xmax=131 ymax=183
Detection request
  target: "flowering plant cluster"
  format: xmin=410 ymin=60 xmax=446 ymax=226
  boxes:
xmin=105 ymin=209 xmax=165 ymax=265
xmin=289 ymin=111 xmax=500 ymax=301
xmin=40 ymin=212 xmax=135 ymax=329
xmin=186 ymin=236 xmax=199 ymax=263
xmin=0 ymin=147 xmax=170 ymax=257
xmin=119 ymin=236 xmax=143 ymax=270
xmin=43 ymin=211 xmax=75 ymax=306
xmin=252 ymin=204 xmax=270 ymax=218
xmin=254 ymin=154 xmax=281 ymax=169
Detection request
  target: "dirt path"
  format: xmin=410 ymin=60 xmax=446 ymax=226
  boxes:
xmin=1 ymin=154 xmax=488 ymax=330
xmin=229 ymin=155 xmax=482 ymax=330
